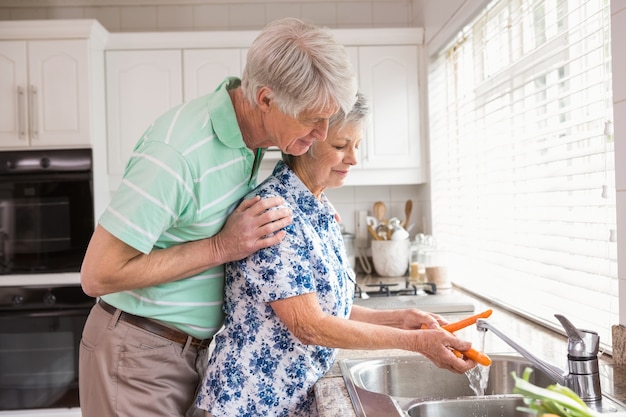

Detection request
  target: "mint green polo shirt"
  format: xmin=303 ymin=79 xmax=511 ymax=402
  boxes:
xmin=100 ymin=77 xmax=261 ymax=339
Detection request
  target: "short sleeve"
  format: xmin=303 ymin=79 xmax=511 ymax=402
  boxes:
xmin=99 ymin=141 xmax=196 ymax=254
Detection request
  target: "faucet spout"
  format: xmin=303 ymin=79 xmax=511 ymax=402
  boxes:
xmin=476 ymin=316 xmax=602 ymax=404
xmin=475 ymin=318 xmax=568 ymax=385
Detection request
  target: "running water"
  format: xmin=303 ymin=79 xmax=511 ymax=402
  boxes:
xmin=465 ymin=330 xmax=490 ymax=396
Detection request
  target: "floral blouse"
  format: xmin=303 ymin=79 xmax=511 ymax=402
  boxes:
xmin=195 ymin=161 xmax=356 ymax=417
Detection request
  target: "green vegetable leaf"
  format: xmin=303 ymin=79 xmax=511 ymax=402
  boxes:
xmin=511 ymin=367 xmax=600 ymax=417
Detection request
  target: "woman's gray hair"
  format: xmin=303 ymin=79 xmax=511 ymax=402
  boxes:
xmin=242 ymin=17 xmax=358 ymax=118
xmin=328 ymin=91 xmax=370 ymax=132
xmin=282 ymin=92 xmax=370 ymax=164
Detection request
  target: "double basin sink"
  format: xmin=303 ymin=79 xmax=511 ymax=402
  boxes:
xmin=339 ymin=354 xmax=626 ymax=417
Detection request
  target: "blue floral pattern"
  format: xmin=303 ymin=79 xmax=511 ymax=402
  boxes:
xmin=196 ymin=161 xmax=356 ymax=416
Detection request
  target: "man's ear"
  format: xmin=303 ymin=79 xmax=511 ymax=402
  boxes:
xmin=256 ymin=87 xmax=273 ymax=111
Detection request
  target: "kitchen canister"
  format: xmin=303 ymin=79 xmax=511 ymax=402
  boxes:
xmin=371 ymin=239 xmax=410 ymax=277
xmin=425 ymin=247 xmax=450 ymax=289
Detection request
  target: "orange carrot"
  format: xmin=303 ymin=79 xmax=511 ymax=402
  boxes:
xmin=442 ymin=309 xmax=493 ymax=333
xmin=420 ymin=310 xmax=494 ymax=366
xmin=458 ymin=348 xmax=492 ymax=366
xmin=449 ymin=347 xmax=492 ymax=366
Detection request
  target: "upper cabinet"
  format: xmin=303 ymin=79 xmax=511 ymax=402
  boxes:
xmin=105 ymin=50 xmax=183 ymax=186
xmin=104 ymin=28 xmax=424 ymax=188
xmin=183 ymin=48 xmax=246 ymax=101
xmin=105 ymin=46 xmax=247 ymax=188
xmin=0 ymin=21 xmax=108 ymax=150
xmin=344 ymin=44 xmax=421 ymax=185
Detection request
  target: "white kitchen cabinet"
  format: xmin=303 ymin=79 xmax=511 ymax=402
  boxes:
xmin=104 ymin=28 xmax=425 ymax=188
xmin=183 ymin=48 xmax=246 ymax=100
xmin=105 ymin=50 xmax=183 ymax=188
xmin=0 ymin=39 xmax=91 ymax=148
xmin=343 ymin=45 xmax=422 ymax=185
xmin=106 ymin=48 xmax=248 ymax=189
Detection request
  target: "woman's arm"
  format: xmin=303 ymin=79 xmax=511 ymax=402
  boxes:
xmin=348 ymin=304 xmax=447 ymax=330
xmin=270 ymin=293 xmax=475 ymax=373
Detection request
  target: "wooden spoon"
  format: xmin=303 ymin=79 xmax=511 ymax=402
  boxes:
xmin=373 ymin=201 xmax=386 ymax=224
xmin=402 ymin=199 xmax=413 ymax=228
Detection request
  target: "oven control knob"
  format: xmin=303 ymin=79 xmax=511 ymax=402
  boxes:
xmin=43 ymin=292 xmax=56 ymax=304
xmin=40 ymin=157 xmax=50 ymax=169
xmin=12 ymin=294 xmax=24 ymax=305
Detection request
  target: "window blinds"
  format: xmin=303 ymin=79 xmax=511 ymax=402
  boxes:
xmin=428 ymin=0 xmax=616 ymax=350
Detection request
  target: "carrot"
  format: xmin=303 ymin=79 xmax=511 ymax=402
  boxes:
xmin=420 ymin=309 xmax=493 ymax=332
xmin=449 ymin=347 xmax=491 ymax=366
xmin=459 ymin=348 xmax=492 ymax=366
xmin=420 ymin=310 xmax=494 ymax=366
xmin=442 ymin=309 xmax=493 ymax=333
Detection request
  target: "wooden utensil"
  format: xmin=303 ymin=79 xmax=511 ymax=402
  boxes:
xmin=402 ymin=199 xmax=413 ymax=228
xmin=373 ymin=201 xmax=386 ymax=224
xmin=367 ymin=225 xmax=381 ymax=240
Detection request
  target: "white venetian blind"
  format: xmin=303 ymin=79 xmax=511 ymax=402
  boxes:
xmin=428 ymin=0 xmax=616 ymax=351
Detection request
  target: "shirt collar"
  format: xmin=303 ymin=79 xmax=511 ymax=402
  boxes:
xmin=209 ymin=77 xmax=246 ymax=150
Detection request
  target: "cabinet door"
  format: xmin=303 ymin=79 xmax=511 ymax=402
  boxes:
xmin=27 ymin=40 xmax=91 ymax=148
xmin=183 ymin=49 xmax=244 ymax=101
xmin=106 ymin=50 xmax=183 ymax=187
xmin=357 ymin=45 xmax=420 ymax=170
xmin=0 ymin=41 xmax=28 ymax=147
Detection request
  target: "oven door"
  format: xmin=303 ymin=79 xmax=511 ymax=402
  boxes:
xmin=0 ymin=149 xmax=94 ymax=275
xmin=0 ymin=286 xmax=94 ymax=412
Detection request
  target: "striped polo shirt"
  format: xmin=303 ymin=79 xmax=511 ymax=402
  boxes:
xmin=100 ymin=77 xmax=261 ymax=339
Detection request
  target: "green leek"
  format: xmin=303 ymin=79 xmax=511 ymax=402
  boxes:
xmin=511 ymin=367 xmax=601 ymax=417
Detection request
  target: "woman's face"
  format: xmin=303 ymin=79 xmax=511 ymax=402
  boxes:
xmin=293 ymin=120 xmax=363 ymax=196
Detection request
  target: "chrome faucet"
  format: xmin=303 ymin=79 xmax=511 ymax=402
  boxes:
xmin=476 ymin=314 xmax=601 ymax=404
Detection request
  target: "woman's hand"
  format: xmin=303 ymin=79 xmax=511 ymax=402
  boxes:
xmin=398 ymin=309 xmax=448 ymax=330
xmin=410 ymin=328 xmax=477 ymax=373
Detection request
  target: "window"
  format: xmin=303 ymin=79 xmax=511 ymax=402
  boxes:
xmin=428 ymin=0 xmax=615 ymax=351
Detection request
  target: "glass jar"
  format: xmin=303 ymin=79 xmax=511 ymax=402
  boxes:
xmin=408 ymin=241 xmax=420 ymax=283
xmin=425 ymin=246 xmax=450 ymax=289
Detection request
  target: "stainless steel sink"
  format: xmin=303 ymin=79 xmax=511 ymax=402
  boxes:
xmin=339 ymin=354 xmax=626 ymax=417
xmin=408 ymin=396 xmax=528 ymax=417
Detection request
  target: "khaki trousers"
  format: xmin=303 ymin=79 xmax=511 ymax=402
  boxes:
xmin=79 ymin=301 xmax=208 ymax=417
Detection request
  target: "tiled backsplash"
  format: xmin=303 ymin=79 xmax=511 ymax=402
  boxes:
xmin=0 ymin=1 xmax=416 ymax=32
xmin=327 ymin=183 xmax=430 ymax=239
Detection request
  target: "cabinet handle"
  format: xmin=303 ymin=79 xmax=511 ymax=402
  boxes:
xmin=29 ymin=85 xmax=38 ymax=140
xmin=17 ymin=86 xmax=27 ymax=140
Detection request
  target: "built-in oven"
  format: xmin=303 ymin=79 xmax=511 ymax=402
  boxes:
xmin=0 ymin=149 xmax=94 ymax=276
xmin=0 ymin=149 xmax=97 ymax=415
xmin=0 ymin=285 xmax=94 ymax=412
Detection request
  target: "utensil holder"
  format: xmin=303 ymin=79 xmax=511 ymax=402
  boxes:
xmin=371 ymin=239 xmax=409 ymax=277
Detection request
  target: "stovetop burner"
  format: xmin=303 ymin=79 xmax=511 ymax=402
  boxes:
xmin=355 ymin=281 xmax=436 ymax=298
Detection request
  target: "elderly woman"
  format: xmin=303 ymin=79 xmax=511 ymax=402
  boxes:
xmin=195 ymin=94 xmax=476 ymax=417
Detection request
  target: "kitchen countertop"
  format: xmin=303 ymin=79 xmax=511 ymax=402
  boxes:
xmin=315 ymin=275 xmax=626 ymax=416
